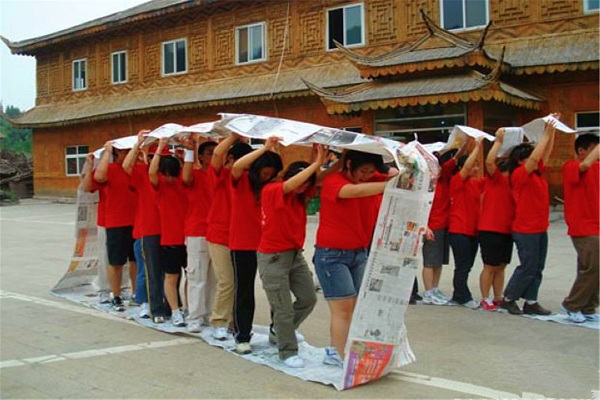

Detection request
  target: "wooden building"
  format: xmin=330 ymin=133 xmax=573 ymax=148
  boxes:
xmin=2 ymin=0 xmax=598 ymax=198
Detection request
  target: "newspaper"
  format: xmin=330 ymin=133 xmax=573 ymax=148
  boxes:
xmin=498 ymin=127 xmax=525 ymax=157
xmin=440 ymin=125 xmax=495 ymax=153
xmin=223 ymin=114 xmax=322 ymax=146
xmin=519 ymin=114 xmax=576 ymax=143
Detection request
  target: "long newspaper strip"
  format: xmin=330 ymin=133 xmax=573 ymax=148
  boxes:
xmin=339 ymin=141 xmax=439 ymax=390
xmin=223 ymin=114 xmax=322 ymax=146
xmin=52 ymin=181 xmax=101 ymax=292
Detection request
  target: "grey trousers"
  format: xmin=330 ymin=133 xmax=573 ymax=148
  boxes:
xmin=258 ymin=250 xmax=317 ymax=360
xmin=563 ymin=236 xmax=599 ymax=314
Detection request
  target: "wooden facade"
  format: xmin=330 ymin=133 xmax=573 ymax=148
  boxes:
xmin=3 ymin=0 xmax=598 ymax=197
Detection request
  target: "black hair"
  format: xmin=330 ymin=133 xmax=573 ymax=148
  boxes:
xmin=496 ymin=158 xmax=510 ymax=173
xmin=455 ymin=155 xmax=468 ymax=171
xmin=283 ymin=161 xmax=316 ymax=202
xmin=344 ymin=150 xmax=384 ymax=172
xmin=438 ymin=148 xmax=458 ymax=165
xmin=227 ymin=141 xmax=253 ymax=161
xmin=159 ymin=155 xmax=181 ymax=178
xmin=197 ymin=141 xmax=217 ymax=156
xmin=574 ymin=134 xmax=599 ymax=152
xmin=507 ymin=143 xmax=534 ymax=174
xmin=248 ymin=151 xmax=283 ymax=202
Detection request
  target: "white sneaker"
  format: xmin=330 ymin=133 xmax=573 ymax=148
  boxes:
xmin=138 ymin=303 xmax=150 ymax=319
xmin=187 ymin=320 xmax=202 ymax=333
xmin=460 ymin=299 xmax=480 ymax=310
xmin=98 ymin=291 xmax=110 ymax=304
xmin=172 ymin=310 xmax=186 ymax=327
xmin=323 ymin=346 xmax=343 ymax=368
xmin=283 ymin=355 xmax=305 ymax=368
xmin=584 ymin=313 xmax=599 ymax=322
xmin=422 ymin=291 xmax=447 ymax=305
xmin=235 ymin=342 xmax=252 ymax=354
xmin=212 ymin=326 xmax=229 ymax=341
xmin=433 ymin=288 xmax=450 ymax=302
xmin=561 ymin=306 xmax=586 ymax=323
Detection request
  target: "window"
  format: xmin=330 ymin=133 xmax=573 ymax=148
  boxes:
xmin=576 ymin=112 xmax=600 ymax=132
xmin=236 ymin=23 xmax=266 ymax=64
xmin=327 ymin=3 xmax=364 ymax=50
xmin=72 ymin=59 xmax=87 ymax=91
xmin=65 ymin=145 xmax=89 ymax=176
xmin=162 ymin=39 xmax=187 ymax=75
xmin=584 ymin=0 xmax=600 ymax=13
xmin=441 ymin=0 xmax=488 ymax=31
xmin=111 ymin=51 xmax=127 ymax=84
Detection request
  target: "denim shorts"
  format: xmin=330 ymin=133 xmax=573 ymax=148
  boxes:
xmin=313 ymin=246 xmax=368 ymax=300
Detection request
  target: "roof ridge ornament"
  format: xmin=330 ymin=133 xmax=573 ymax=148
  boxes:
xmin=419 ymin=9 xmax=476 ymax=50
xmin=483 ymin=46 xmax=506 ymax=82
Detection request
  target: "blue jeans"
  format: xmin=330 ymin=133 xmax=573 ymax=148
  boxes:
xmin=141 ymin=235 xmax=169 ymax=317
xmin=504 ymin=232 xmax=548 ymax=302
xmin=313 ymin=247 xmax=368 ymax=300
xmin=449 ymin=233 xmax=479 ymax=304
xmin=134 ymin=239 xmax=147 ymax=304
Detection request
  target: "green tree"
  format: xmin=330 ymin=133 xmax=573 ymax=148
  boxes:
xmin=0 ymin=106 xmax=32 ymax=155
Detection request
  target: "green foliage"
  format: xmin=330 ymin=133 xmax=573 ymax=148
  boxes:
xmin=0 ymin=106 xmax=32 ymax=155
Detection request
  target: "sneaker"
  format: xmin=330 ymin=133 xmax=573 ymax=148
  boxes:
xmin=129 ymin=299 xmax=140 ymax=307
xmin=269 ymin=327 xmax=305 ymax=344
xmin=283 ymin=355 xmax=305 ymax=368
xmin=235 ymin=342 xmax=252 ymax=355
xmin=98 ymin=291 xmax=110 ymax=304
xmin=523 ymin=302 xmax=551 ymax=316
xmin=111 ymin=296 xmax=125 ymax=312
xmin=500 ymin=300 xmax=523 ymax=315
xmin=480 ymin=299 xmax=497 ymax=311
xmin=212 ymin=326 xmax=229 ymax=341
xmin=153 ymin=316 xmax=165 ymax=324
xmin=460 ymin=299 xmax=480 ymax=310
xmin=172 ymin=310 xmax=186 ymax=327
xmin=323 ymin=347 xmax=344 ymax=368
xmin=187 ymin=320 xmax=202 ymax=333
xmin=584 ymin=313 xmax=599 ymax=322
xmin=138 ymin=303 xmax=150 ymax=319
xmin=422 ymin=291 xmax=447 ymax=305
xmin=561 ymin=306 xmax=586 ymax=323
xmin=433 ymin=288 xmax=450 ymax=303
xmin=492 ymin=299 xmax=502 ymax=307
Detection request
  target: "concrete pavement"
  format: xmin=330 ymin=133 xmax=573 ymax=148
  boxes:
xmin=0 ymin=200 xmax=598 ymax=398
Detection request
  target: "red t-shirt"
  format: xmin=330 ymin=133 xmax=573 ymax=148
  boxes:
xmin=206 ymin=165 xmax=232 ymax=246
xmin=154 ymin=176 xmax=188 ymax=246
xmin=183 ymin=168 xmax=215 ymax=237
xmin=95 ymin=163 xmax=136 ymax=228
xmin=258 ymin=182 xmax=307 ymax=253
xmin=316 ymin=171 xmax=381 ymax=250
xmin=428 ymin=158 xmax=457 ymax=230
xmin=449 ymin=174 xmax=483 ymax=236
xmin=563 ymin=160 xmax=599 ymax=237
xmin=511 ymin=161 xmax=549 ymax=234
xmin=90 ymin=180 xmax=106 ymax=228
xmin=229 ymin=171 xmax=261 ymax=251
xmin=478 ymin=169 xmax=515 ymax=234
xmin=131 ymin=164 xmax=161 ymax=238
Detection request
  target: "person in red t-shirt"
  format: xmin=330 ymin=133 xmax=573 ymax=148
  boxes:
xmin=182 ymin=137 xmax=217 ymax=333
xmin=149 ymin=138 xmax=189 ymax=328
xmin=500 ymin=120 xmax=557 ymax=316
xmin=421 ymin=141 xmax=468 ymax=306
xmin=206 ymin=134 xmax=252 ymax=341
xmin=478 ymin=129 xmax=515 ymax=311
xmin=561 ymin=133 xmax=599 ymax=323
xmin=257 ymin=145 xmax=327 ymax=368
xmin=448 ymin=137 xmax=484 ymax=310
xmin=94 ymin=141 xmax=137 ymax=312
xmin=314 ymin=150 xmax=392 ymax=367
xmin=230 ymin=137 xmax=283 ymax=355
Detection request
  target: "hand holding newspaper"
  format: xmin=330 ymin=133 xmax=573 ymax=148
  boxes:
xmin=440 ymin=125 xmax=495 ymax=153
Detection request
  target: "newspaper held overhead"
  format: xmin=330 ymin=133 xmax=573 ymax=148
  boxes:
xmin=498 ymin=114 xmax=576 ymax=156
xmin=92 ymin=135 xmax=138 ymax=159
xmin=223 ymin=114 xmax=323 ymax=146
xmin=440 ymin=125 xmax=495 ymax=153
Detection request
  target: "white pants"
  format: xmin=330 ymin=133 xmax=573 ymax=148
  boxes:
xmin=94 ymin=226 xmax=110 ymax=292
xmin=185 ymin=236 xmax=215 ymax=321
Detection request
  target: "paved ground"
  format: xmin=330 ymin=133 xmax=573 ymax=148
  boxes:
xmin=0 ymin=199 xmax=598 ymax=399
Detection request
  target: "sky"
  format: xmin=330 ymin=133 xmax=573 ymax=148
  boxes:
xmin=0 ymin=0 xmax=148 ymax=111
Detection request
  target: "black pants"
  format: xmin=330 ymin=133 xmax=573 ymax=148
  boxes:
xmin=142 ymin=235 xmax=169 ymax=317
xmin=231 ymin=250 xmax=257 ymax=343
xmin=449 ymin=233 xmax=479 ymax=304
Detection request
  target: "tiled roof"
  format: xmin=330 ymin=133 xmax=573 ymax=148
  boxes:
xmin=10 ymin=62 xmax=365 ymax=128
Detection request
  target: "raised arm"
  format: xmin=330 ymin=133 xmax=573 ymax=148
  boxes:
xmin=283 ymin=145 xmax=327 ymax=194
xmin=231 ymin=136 xmax=280 ymax=181
xmin=182 ymin=134 xmax=198 ymax=186
xmin=338 ymin=180 xmax=388 ymax=199
xmin=317 ymin=149 xmax=345 ymax=185
xmin=455 ymin=135 xmax=471 ymax=160
xmin=524 ymin=120 xmax=556 ymax=174
xmin=123 ymin=130 xmax=148 ymax=175
xmin=81 ymin=154 xmax=96 ymax=192
xmin=212 ymin=132 xmax=240 ymax=173
xmin=541 ymin=118 xmax=557 ymax=165
xmin=485 ymin=128 xmax=504 ymax=176
xmin=93 ymin=141 xmax=113 ymax=183
xmin=580 ymin=143 xmax=599 ymax=172
xmin=459 ymin=137 xmax=483 ymax=179
xmin=149 ymin=138 xmax=167 ymax=187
